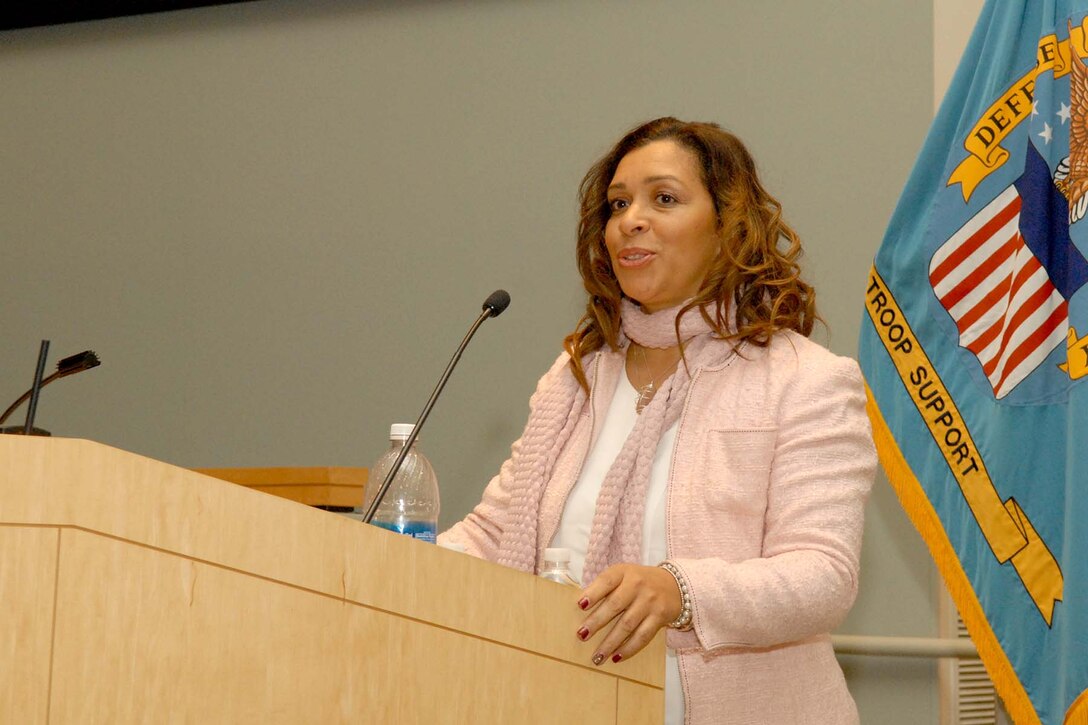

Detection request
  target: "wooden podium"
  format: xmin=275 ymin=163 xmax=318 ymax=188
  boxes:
xmin=0 ymin=437 xmax=664 ymax=723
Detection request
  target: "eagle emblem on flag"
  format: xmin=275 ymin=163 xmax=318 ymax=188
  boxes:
xmin=931 ymin=35 xmax=1088 ymax=400
xmin=929 ymin=143 xmax=1088 ymax=398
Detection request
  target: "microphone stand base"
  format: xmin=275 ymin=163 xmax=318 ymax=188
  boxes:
xmin=0 ymin=426 xmax=51 ymax=436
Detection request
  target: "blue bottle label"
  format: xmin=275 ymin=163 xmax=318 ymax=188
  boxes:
xmin=372 ymin=520 xmax=436 ymax=543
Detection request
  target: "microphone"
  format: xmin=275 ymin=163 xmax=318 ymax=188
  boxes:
xmin=483 ymin=289 xmax=511 ymax=317
xmin=362 ymin=290 xmax=511 ymax=524
xmin=0 ymin=349 xmax=102 ymax=429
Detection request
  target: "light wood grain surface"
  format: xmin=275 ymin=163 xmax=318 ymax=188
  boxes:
xmin=0 ymin=436 xmax=663 ymax=722
xmin=0 ymin=526 xmax=57 ymax=723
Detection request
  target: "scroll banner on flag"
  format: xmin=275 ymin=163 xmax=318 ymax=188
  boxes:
xmin=859 ymin=2 xmax=1088 ymax=723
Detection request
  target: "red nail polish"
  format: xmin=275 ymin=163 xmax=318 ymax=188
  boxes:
xmin=577 ymin=627 xmax=589 ymax=640
xmin=578 ymin=597 xmax=590 ymax=610
xmin=611 ymin=653 xmax=623 ymax=663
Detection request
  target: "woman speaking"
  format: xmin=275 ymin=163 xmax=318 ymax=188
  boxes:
xmin=440 ymin=117 xmax=876 ymax=725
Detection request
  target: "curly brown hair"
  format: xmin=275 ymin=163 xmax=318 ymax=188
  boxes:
xmin=562 ymin=117 xmax=818 ymax=391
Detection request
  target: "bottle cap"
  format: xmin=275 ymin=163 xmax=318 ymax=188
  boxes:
xmin=543 ymin=547 xmax=571 ymax=563
xmin=389 ymin=423 xmax=415 ymax=440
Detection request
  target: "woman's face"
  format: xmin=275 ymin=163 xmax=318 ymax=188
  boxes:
xmin=603 ymin=140 xmax=721 ymax=313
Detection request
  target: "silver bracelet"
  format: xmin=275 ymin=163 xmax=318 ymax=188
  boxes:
xmin=658 ymin=560 xmax=694 ymax=631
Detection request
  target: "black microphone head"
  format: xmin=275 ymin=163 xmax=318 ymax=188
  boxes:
xmin=56 ymin=350 xmax=100 ymax=377
xmin=483 ymin=289 xmax=511 ymax=317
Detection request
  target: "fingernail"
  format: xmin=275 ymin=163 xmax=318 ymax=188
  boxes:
xmin=578 ymin=597 xmax=590 ymax=610
xmin=592 ymin=652 xmax=605 ymax=666
xmin=577 ymin=627 xmax=589 ymax=640
xmin=611 ymin=653 xmax=623 ymax=663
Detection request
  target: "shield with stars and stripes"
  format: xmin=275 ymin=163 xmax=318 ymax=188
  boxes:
xmin=929 ymin=141 xmax=1088 ymax=399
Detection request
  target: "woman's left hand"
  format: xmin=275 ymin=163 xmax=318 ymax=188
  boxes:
xmin=576 ymin=563 xmax=683 ymax=665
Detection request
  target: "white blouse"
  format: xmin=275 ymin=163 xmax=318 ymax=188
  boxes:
xmin=550 ymin=373 xmax=684 ymax=725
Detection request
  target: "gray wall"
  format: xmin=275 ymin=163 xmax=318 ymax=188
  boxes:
xmin=1 ymin=1 xmax=940 ymax=720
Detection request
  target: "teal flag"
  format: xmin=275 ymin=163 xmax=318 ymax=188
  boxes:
xmin=858 ymin=2 xmax=1088 ymax=723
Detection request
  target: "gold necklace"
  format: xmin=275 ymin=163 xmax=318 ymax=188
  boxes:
xmin=632 ymin=345 xmax=680 ymax=414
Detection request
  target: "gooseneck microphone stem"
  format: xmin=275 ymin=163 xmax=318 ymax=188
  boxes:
xmin=362 ymin=290 xmax=510 ymax=524
xmin=23 ymin=340 xmax=50 ymax=435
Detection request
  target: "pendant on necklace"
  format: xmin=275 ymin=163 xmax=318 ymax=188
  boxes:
xmin=635 ymin=381 xmax=656 ymax=414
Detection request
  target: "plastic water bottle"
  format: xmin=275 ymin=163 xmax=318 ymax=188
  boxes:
xmin=364 ymin=424 xmax=440 ymax=543
xmin=539 ymin=548 xmax=580 ymax=586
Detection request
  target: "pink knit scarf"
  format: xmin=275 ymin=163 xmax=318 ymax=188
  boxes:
xmin=496 ymin=299 xmax=736 ymax=583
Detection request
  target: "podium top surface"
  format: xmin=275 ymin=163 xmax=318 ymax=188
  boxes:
xmin=195 ymin=465 xmax=367 ymax=507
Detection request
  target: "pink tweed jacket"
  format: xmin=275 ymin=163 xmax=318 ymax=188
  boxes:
xmin=441 ymin=331 xmax=877 ymax=725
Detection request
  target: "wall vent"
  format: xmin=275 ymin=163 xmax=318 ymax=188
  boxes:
xmin=939 ymin=588 xmax=997 ymax=725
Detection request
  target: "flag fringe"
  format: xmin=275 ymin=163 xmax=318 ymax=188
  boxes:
xmin=1065 ymin=689 xmax=1088 ymax=724
xmin=863 ymin=382 xmax=1041 ymax=725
